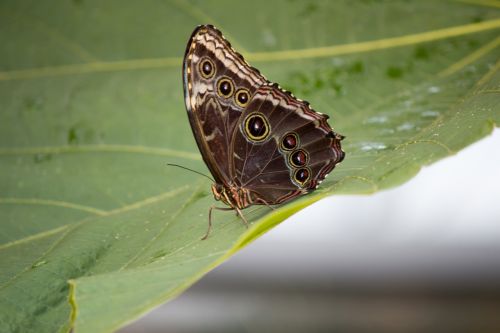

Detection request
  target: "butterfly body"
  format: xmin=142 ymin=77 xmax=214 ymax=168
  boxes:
xmin=182 ymin=25 xmax=344 ymax=236
xmin=211 ymin=183 xmax=252 ymax=210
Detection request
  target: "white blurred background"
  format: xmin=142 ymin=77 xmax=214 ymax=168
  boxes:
xmin=121 ymin=129 xmax=500 ymax=333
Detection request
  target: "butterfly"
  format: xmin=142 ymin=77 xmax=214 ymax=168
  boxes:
xmin=182 ymin=25 xmax=345 ymax=239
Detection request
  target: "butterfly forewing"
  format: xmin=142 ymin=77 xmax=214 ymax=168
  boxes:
xmin=183 ymin=25 xmax=267 ymax=184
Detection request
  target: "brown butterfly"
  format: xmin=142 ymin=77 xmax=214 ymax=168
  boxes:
xmin=182 ymin=25 xmax=345 ymax=239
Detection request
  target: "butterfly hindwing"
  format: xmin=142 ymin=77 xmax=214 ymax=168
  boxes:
xmin=231 ymin=84 xmax=344 ymax=204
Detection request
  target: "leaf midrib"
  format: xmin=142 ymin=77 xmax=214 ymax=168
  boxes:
xmin=0 ymin=18 xmax=499 ymax=81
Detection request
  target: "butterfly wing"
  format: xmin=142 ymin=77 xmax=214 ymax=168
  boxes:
xmin=183 ymin=25 xmax=344 ymax=207
xmin=231 ymin=84 xmax=345 ymax=205
xmin=183 ymin=25 xmax=267 ymax=184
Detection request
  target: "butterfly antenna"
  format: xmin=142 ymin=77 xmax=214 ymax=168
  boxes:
xmin=166 ymin=163 xmax=215 ymax=182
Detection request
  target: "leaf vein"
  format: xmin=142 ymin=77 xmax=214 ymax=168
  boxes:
xmin=439 ymin=36 xmax=500 ymax=77
xmin=0 ymin=198 xmax=107 ymax=216
xmin=0 ymin=144 xmax=201 ymax=160
xmin=119 ymin=183 xmax=202 ymax=270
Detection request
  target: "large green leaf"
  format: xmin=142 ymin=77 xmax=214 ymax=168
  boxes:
xmin=1 ymin=1 xmax=499 ymax=332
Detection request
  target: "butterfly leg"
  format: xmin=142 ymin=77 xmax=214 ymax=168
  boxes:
xmin=255 ymin=198 xmax=277 ymax=211
xmin=235 ymin=207 xmax=249 ymax=228
xmin=202 ymin=205 xmax=234 ymax=240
